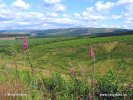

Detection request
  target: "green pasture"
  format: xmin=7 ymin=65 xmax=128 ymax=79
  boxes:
xmin=0 ymin=35 xmax=133 ymax=99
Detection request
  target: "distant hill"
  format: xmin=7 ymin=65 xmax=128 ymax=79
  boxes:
xmin=0 ymin=28 xmax=133 ymax=37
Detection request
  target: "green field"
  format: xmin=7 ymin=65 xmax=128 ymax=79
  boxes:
xmin=0 ymin=35 xmax=133 ymax=99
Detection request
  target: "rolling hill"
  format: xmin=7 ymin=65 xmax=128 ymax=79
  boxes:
xmin=0 ymin=27 xmax=133 ymax=37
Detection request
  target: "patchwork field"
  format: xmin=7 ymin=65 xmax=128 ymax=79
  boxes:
xmin=0 ymin=35 xmax=133 ymax=99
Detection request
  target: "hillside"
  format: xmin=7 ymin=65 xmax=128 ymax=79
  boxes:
xmin=0 ymin=28 xmax=133 ymax=37
xmin=0 ymin=35 xmax=133 ymax=99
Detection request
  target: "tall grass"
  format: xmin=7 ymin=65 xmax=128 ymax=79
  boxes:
xmin=0 ymin=35 xmax=133 ymax=99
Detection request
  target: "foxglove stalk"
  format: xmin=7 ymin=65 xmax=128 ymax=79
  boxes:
xmin=22 ymin=36 xmax=28 ymax=50
xmin=89 ymin=46 xmax=94 ymax=59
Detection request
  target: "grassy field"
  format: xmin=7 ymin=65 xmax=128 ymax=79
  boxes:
xmin=0 ymin=35 xmax=133 ymax=99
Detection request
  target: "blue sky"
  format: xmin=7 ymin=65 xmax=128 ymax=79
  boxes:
xmin=0 ymin=0 xmax=133 ymax=30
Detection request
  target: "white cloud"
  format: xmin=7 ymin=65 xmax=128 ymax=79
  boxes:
xmin=112 ymin=15 xmax=121 ymax=19
xmin=44 ymin=0 xmax=61 ymax=4
xmin=74 ymin=6 xmax=108 ymax=22
xmin=126 ymin=20 xmax=133 ymax=24
xmin=117 ymin=0 xmax=133 ymax=5
xmin=0 ymin=0 xmax=133 ymax=29
xmin=82 ymin=12 xmax=107 ymax=21
xmin=0 ymin=4 xmax=74 ymax=30
xmin=0 ymin=0 xmax=7 ymax=9
xmin=43 ymin=0 xmax=65 ymax=12
xmin=74 ymin=13 xmax=81 ymax=18
xmin=54 ymin=3 xmax=66 ymax=12
xmin=46 ymin=12 xmax=58 ymax=17
xmin=120 ymin=2 xmax=133 ymax=29
xmin=62 ymin=13 xmax=69 ymax=18
xmin=100 ymin=24 xmax=121 ymax=29
xmin=11 ymin=0 xmax=30 ymax=10
xmin=72 ymin=0 xmax=132 ymax=29
xmin=123 ymin=24 xmax=133 ymax=29
xmin=86 ymin=7 xmax=94 ymax=13
xmin=95 ymin=1 xmax=115 ymax=12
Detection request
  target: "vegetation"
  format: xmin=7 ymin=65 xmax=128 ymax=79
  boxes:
xmin=0 ymin=35 xmax=133 ymax=99
xmin=0 ymin=28 xmax=133 ymax=37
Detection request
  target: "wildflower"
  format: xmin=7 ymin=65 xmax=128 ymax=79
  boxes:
xmin=89 ymin=46 xmax=94 ymax=59
xmin=22 ymin=36 xmax=28 ymax=50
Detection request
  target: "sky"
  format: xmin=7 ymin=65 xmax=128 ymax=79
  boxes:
xmin=0 ymin=0 xmax=133 ymax=30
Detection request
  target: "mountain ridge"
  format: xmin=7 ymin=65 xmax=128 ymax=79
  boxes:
xmin=0 ymin=27 xmax=133 ymax=37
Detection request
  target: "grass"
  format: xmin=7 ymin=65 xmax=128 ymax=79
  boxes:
xmin=0 ymin=35 xmax=133 ymax=99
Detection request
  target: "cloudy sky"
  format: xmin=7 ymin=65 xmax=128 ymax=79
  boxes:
xmin=0 ymin=0 xmax=133 ymax=30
